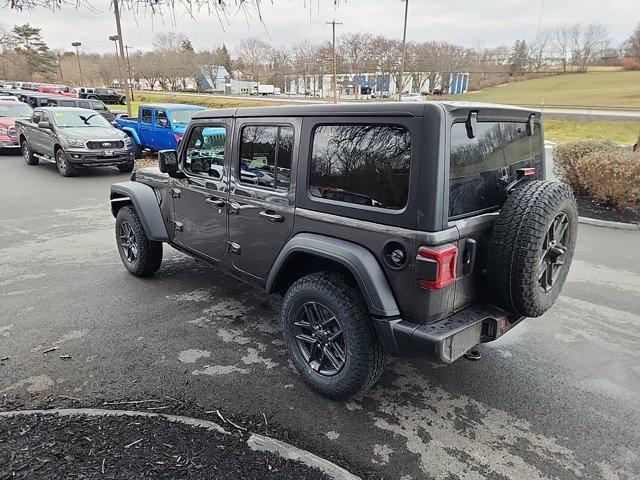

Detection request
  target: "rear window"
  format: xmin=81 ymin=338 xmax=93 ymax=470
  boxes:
xmin=309 ymin=124 xmax=411 ymax=210
xmin=449 ymin=121 xmax=542 ymax=218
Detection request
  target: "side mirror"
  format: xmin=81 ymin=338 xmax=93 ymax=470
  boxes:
xmin=38 ymin=121 xmax=51 ymax=129
xmin=158 ymin=149 xmax=179 ymax=174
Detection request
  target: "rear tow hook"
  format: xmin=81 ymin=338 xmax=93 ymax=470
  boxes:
xmin=464 ymin=349 xmax=482 ymax=361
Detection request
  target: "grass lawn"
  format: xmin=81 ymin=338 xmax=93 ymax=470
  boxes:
xmin=461 ymin=71 xmax=640 ymax=108
xmin=108 ymin=92 xmax=276 ymax=113
xmin=544 ymin=119 xmax=640 ymax=144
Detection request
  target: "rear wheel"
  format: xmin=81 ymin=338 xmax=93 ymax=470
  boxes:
xmin=282 ymin=272 xmax=386 ymax=399
xmin=21 ymin=139 xmax=39 ymax=165
xmin=487 ymin=180 xmax=578 ymax=317
xmin=115 ymin=206 xmax=163 ymax=277
xmin=55 ymin=148 xmax=77 ymax=177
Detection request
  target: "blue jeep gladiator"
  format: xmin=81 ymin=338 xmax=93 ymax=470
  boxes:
xmin=115 ymin=103 xmax=206 ymax=158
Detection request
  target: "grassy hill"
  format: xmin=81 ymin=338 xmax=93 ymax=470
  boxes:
xmin=462 ymin=71 xmax=640 ymax=108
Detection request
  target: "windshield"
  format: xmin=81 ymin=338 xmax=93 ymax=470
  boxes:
xmin=169 ymin=109 xmax=201 ymax=125
xmin=51 ymin=110 xmax=112 ymax=128
xmin=90 ymin=100 xmax=107 ymax=111
xmin=0 ymin=102 xmax=33 ymax=117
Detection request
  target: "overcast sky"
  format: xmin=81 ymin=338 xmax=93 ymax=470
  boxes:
xmin=1 ymin=0 xmax=637 ymax=53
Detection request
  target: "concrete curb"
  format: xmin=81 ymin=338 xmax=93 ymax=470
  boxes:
xmin=578 ymin=216 xmax=640 ymax=231
xmin=0 ymin=408 xmax=360 ymax=480
xmin=248 ymin=433 xmax=360 ymax=480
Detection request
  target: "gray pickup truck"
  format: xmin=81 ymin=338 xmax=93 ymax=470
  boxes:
xmin=16 ymin=106 xmax=135 ymax=177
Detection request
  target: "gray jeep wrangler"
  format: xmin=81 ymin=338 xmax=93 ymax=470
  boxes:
xmin=110 ymin=102 xmax=577 ymax=399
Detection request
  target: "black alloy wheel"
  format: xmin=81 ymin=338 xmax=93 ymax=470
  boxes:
xmin=293 ymin=301 xmax=346 ymax=376
xmin=538 ymin=212 xmax=569 ymax=293
xmin=118 ymin=220 xmax=138 ymax=263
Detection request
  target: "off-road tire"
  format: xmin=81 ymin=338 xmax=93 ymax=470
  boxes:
xmin=115 ymin=206 xmax=163 ymax=277
xmin=55 ymin=147 xmax=78 ymax=177
xmin=117 ymin=159 xmax=135 ymax=173
xmin=487 ymin=180 xmax=578 ymax=317
xmin=21 ymin=139 xmax=39 ymax=165
xmin=282 ymin=272 xmax=386 ymax=399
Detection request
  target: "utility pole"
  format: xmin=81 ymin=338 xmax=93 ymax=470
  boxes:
xmin=125 ymin=45 xmax=134 ymax=101
xmin=112 ymin=0 xmax=131 ymax=116
xmin=326 ymin=20 xmax=342 ymax=104
xmin=71 ymin=42 xmax=84 ymax=86
xmin=398 ymin=0 xmax=409 ymax=101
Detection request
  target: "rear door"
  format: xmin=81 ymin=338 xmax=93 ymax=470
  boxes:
xmin=227 ymin=117 xmax=299 ymax=279
xmin=171 ymin=120 xmax=231 ymax=262
xmin=28 ymin=109 xmax=45 ymax=153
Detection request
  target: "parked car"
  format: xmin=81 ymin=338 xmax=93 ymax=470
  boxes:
xmin=115 ymin=104 xmax=206 ymax=158
xmin=37 ymin=84 xmax=75 ymax=97
xmin=77 ymin=87 xmax=127 ymax=105
xmin=0 ymin=100 xmax=33 ymax=153
xmin=16 ymin=106 xmax=134 ymax=176
xmin=45 ymin=96 xmax=116 ymax=122
xmin=109 ymin=102 xmax=578 ymax=399
xmin=17 ymin=92 xmax=54 ymax=108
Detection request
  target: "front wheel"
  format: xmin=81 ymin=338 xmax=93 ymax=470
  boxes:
xmin=281 ymin=272 xmax=386 ymax=399
xmin=55 ymin=148 xmax=77 ymax=177
xmin=117 ymin=159 xmax=134 ymax=173
xmin=115 ymin=206 xmax=163 ymax=277
xmin=22 ymin=140 xmax=39 ymax=165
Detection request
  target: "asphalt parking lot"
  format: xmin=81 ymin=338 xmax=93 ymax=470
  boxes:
xmin=1 ymin=155 xmax=639 ymax=480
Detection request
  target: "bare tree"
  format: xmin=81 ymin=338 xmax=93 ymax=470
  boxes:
xmin=236 ymin=37 xmax=272 ymax=82
xmin=550 ymin=26 xmax=572 ymax=73
xmin=338 ymin=32 xmax=373 ymax=99
xmin=626 ymin=23 xmax=640 ymax=59
xmin=528 ymin=32 xmax=550 ymax=72
xmin=570 ymin=24 xmax=609 ymax=72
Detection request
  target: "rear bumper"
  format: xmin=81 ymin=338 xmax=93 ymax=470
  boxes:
xmin=373 ymin=305 xmax=524 ymax=363
xmin=0 ymin=137 xmax=19 ymax=148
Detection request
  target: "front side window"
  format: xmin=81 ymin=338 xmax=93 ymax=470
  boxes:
xmin=239 ymin=125 xmax=293 ymax=190
xmin=309 ymin=124 xmax=411 ymax=209
xmin=449 ymin=121 xmax=542 ymax=218
xmin=184 ymin=125 xmax=227 ymax=179
xmin=155 ymin=110 xmax=168 ymax=127
xmin=90 ymin=100 xmax=107 ymax=111
xmin=77 ymin=101 xmax=90 ymax=109
xmin=32 ymin=110 xmax=42 ymax=124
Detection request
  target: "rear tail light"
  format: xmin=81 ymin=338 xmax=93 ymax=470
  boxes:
xmin=174 ymin=133 xmax=183 ymax=143
xmin=417 ymin=244 xmax=458 ymax=289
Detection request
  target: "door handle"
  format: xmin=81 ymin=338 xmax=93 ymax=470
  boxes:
xmin=206 ymin=196 xmax=226 ymax=208
xmin=259 ymin=210 xmax=284 ymax=223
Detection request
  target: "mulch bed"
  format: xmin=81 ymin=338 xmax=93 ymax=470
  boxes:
xmin=0 ymin=413 xmax=329 ymax=480
xmin=575 ymin=194 xmax=640 ymax=225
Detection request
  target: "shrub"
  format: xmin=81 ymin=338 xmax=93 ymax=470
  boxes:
xmin=620 ymin=57 xmax=640 ymax=71
xmin=553 ymin=140 xmax=618 ymax=193
xmin=576 ymin=150 xmax=640 ymax=210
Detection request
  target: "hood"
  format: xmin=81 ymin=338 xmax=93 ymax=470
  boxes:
xmin=172 ymin=124 xmax=187 ymax=135
xmin=60 ymin=127 xmax=127 ymax=140
xmin=0 ymin=117 xmax=18 ymax=128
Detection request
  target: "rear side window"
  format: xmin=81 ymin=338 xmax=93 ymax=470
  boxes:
xmin=141 ymin=109 xmax=152 ymax=124
xmin=309 ymin=124 xmax=411 ymax=210
xmin=449 ymin=122 xmax=542 ymax=218
xmin=239 ymin=125 xmax=293 ymax=191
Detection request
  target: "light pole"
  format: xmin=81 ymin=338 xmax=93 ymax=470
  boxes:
xmin=125 ymin=45 xmax=135 ymax=101
xmin=71 ymin=42 xmax=84 ymax=86
xmin=326 ymin=19 xmax=343 ymax=104
xmin=398 ymin=0 xmax=409 ymax=101
xmin=108 ymin=34 xmax=123 ymax=87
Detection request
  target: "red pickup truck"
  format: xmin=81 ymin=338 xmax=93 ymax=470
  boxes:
xmin=0 ymin=100 xmax=33 ymax=153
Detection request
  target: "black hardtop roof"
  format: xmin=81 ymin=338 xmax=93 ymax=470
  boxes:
xmin=191 ymin=101 xmax=538 ymax=120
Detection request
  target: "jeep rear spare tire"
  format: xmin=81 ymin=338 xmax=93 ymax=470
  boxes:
xmin=487 ymin=180 xmax=578 ymax=318
xmin=281 ymin=272 xmax=386 ymax=399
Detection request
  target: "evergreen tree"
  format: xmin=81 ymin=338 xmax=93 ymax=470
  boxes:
xmin=181 ymin=37 xmax=194 ymax=53
xmin=11 ymin=24 xmax=57 ymax=80
xmin=507 ymin=39 xmax=528 ymax=76
xmin=217 ymin=44 xmax=232 ymax=74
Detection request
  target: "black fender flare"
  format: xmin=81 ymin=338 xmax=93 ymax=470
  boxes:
xmin=266 ymin=233 xmax=400 ymax=318
xmin=110 ymin=181 xmax=169 ymax=242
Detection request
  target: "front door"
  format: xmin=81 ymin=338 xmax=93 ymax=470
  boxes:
xmin=139 ymin=108 xmax=154 ymax=148
xmin=153 ymin=109 xmax=174 ymax=150
xmin=227 ymin=118 xmax=299 ymax=279
xmin=171 ymin=120 xmax=230 ymax=262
